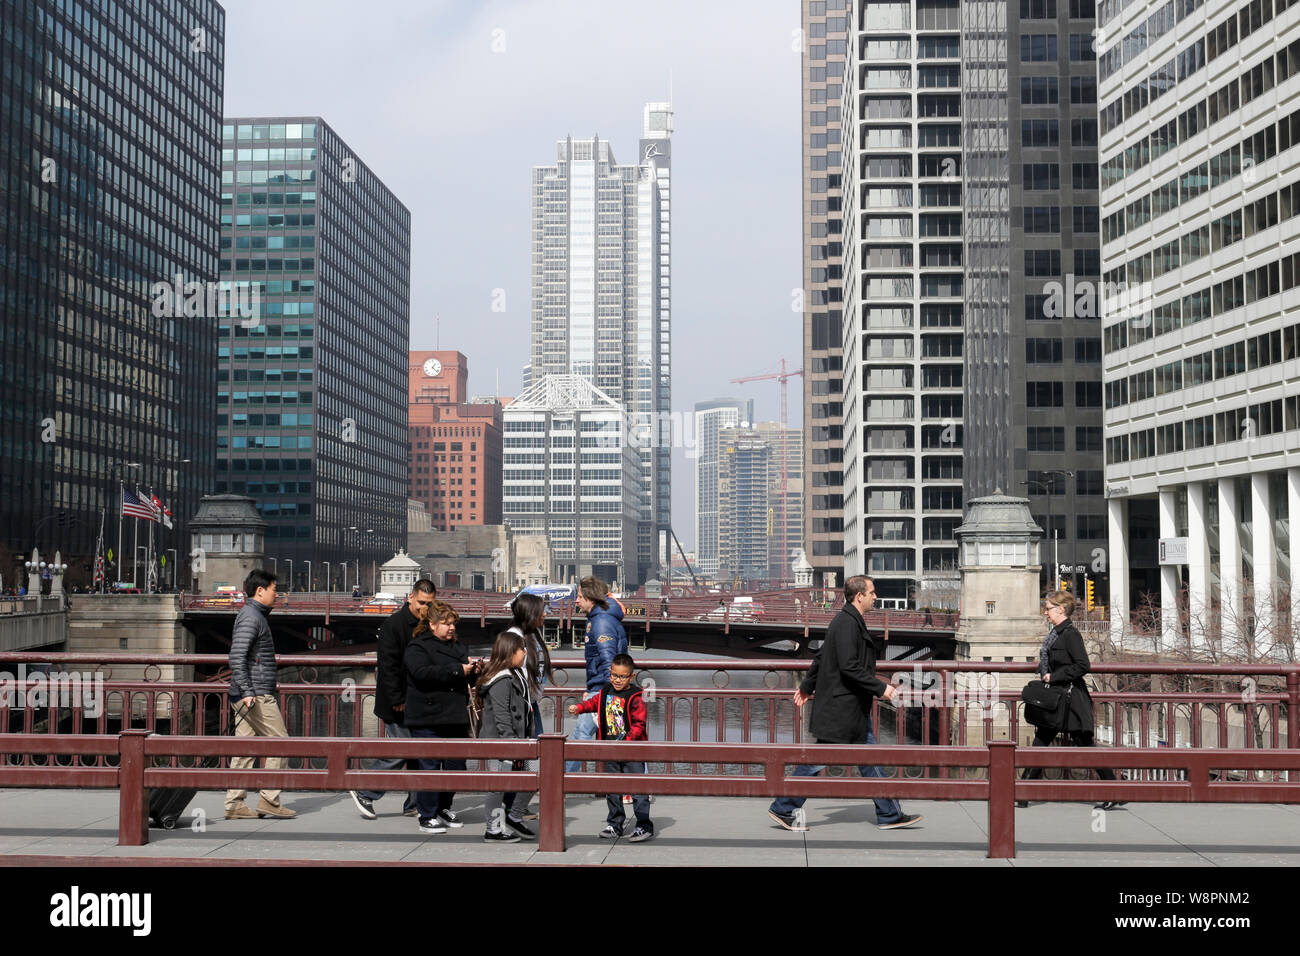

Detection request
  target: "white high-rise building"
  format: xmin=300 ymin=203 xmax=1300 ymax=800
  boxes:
xmin=693 ymin=398 xmax=754 ymax=578
xmin=529 ymin=103 xmax=672 ymax=584
xmin=1098 ymin=0 xmax=1300 ymax=652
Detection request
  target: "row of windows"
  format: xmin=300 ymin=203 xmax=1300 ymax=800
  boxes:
xmin=1027 ymin=426 xmax=1104 ymax=452
xmin=1107 ymin=397 xmax=1297 ymax=464
xmin=1020 ymin=119 xmax=1098 ymax=148
xmin=1105 ymin=322 xmax=1300 ymax=408
xmin=223 ymin=123 xmax=319 ymax=141
xmin=1020 ymin=0 xmax=1097 ymax=17
xmin=1026 ymin=381 xmax=1103 ymax=407
xmin=1025 ymin=337 xmax=1103 ymax=363
xmin=1022 ymin=205 xmax=1098 ymax=234
xmin=1027 ymin=469 xmax=1105 ymax=495
xmin=1020 ymin=76 xmax=1098 ymax=105
xmin=1098 ymin=0 xmax=1202 ymax=84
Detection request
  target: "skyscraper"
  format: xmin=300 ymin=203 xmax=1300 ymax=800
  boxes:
xmin=842 ymin=0 xmax=967 ymax=606
xmin=963 ymin=0 xmax=1106 ymax=595
xmin=0 ymin=0 xmax=225 ymax=586
xmin=716 ymin=421 xmax=805 ymax=586
xmin=802 ymin=0 xmax=851 ymax=589
xmin=693 ymin=397 xmax=754 ymax=579
xmin=1097 ymin=0 xmax=1300 ymax=648
xmin=529 ymin=103 xmax=672 ymax=584
xmin=217 ymin=118 xmax=411 ymax=590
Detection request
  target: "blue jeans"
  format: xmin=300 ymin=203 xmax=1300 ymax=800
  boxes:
xmin=411 ymin=724 xmax=468 ymax=822
xmin=565 ymin=692 xmax=598 ymax=773
xmin=359 ymin=720 xmax=415 ymax=811
xmin=769 ymin=716 xmax=904 ymax=824
xmin=604 ymin=760 xmax=652 ymax=832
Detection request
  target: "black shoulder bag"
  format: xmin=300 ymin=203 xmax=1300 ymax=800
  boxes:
xmin=1020 ymin=678 xmax=1073 ymax=732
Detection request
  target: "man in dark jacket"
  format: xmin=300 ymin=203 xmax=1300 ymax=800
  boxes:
xmin=225 ymin=568 xmax=295 ymax=820
xmin=565 ymin=576 xmax=627 ymax=773
xmin=350 ymin=579 xmax=436 ymax=820
xmin=767 ymin=575 xmax=922 ymax=831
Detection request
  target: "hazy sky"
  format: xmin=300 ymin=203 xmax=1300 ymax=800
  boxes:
xmin=220 ymin=0 xmax=804 ymax=549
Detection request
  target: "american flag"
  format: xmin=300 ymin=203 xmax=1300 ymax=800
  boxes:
xmin=122 ymin=487 xmax=158 ymax=522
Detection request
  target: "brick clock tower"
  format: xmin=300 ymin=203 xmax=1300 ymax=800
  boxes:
xmin=408 ymin=351 xmax=503 ymax=531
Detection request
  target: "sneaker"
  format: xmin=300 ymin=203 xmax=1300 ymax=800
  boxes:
xmin=436 ymin=809 xmax=464 ymax=829
xmin=417 ymin=817 xmax=447 ymax=834
xmin=1094 ymin=801 xmax=1128 ymax=810
xmin=506 ymin=818 xmax=536 ymax=839
xmin=256 ymin=798 xmax=296 ymax=819
xmin=877 ymin=813 xmax=922 ymax=830
xmin=350 ymin=791 xmax=377 ymax=820
xmin=1015 ymin=800 xmax=1029 ymax=809
xmin=484 ymin=829 xmax=521 ymax=843
xmin=403 ymin=807 xmax=419 ymax=817
xmin=767 ymin=809 xmax=808 ymax=832
xmin=598 ymin=824 xmax=622 ymax=839
xmin=224 ymin=804 xmax=258 ymax=820
xmin=628 ymin=826 xmax=654 ymax=843
xmin=622 ymin=794 xmax=633 ymax=804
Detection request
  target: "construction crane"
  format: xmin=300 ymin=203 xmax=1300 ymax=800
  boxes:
xmin=730 ymin=360 xmax=804 ymax=586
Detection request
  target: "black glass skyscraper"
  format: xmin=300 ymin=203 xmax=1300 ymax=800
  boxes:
xmin=0 ymin=0 xmax=225 ymax=587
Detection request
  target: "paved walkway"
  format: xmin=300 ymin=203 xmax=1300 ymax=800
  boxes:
xmin=1 ymin=788 xmax=1297 ymax=865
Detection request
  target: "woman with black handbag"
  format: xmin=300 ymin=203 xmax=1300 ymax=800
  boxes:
xmin=1018 ymin=590 xmax=1122 ymax=810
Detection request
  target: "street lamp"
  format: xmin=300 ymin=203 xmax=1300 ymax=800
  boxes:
xmin=285 ymin=558 xmax=293 ymax=592
xmin=167 ymin=549 xmax=178 ymax=591
xmin=1020 ymin=469 xmax=1074 ymax=592
xmin=305 ymin=559 xmax=313 ymax=593
xmin=323 ymin=561 xmax=332 ymax=593
xmin=366 ymin=529 xmax=376 ymax=594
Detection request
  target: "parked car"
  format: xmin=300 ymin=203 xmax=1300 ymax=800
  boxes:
xmin=363 ymin=592 xmax=400 ymax=614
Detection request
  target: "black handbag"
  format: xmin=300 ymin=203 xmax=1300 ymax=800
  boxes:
xmin=1020 ymin=679 xmax=1073 ymax=731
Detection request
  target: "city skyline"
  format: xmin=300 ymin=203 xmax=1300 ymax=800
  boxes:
xmin=219 ymin=0 xmax=806 ymax=552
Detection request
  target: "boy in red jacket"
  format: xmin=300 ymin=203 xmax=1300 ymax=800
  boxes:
xmin=568 ymin=653 xmax=653 ymax=842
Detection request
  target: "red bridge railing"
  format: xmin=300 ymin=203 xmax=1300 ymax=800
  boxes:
xmin=3 ymin=731 xmax=1300 ymax=859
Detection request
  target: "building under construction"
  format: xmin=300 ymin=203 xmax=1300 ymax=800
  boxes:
xmin=717 ymin=422 xmax=803 ymax=587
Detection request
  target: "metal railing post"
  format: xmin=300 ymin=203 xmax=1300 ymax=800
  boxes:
xmin=538 ymin=733 xmax=567 ymax=852
xmin=118 ymin=729 xmax=152 ymax=846
xmin=987 ymin=739 xmax=1016 ymax=859
xmin=1288 ymin=670 xmax=1299 ymax=781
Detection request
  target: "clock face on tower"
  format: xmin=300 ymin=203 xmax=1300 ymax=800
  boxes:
xmin=422 ymin=358 xmax=442 ymax=377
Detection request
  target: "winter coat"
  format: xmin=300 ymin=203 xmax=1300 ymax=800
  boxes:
xmin=403 ymin=633 xmax=471 ymax=728
xmin=801 ymin=602 xmax=888 ymax=744
xmin=478 ymin=668 xmax=533 ymax=740
xmin=228 ymin=599 xmax=277 ymax=701
xmin=1039 ymin=620 xmax=1098 ymax=733
xmin=582 ymin=599 xmax=628 ymax=692
xmin=572 ymin=682 xmax=648 ymax=740
xmin=374 ymin=603 xmax=421 ymax=724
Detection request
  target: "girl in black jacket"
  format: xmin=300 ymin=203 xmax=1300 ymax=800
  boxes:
xmin=476 ymin=630 xmax=533 ymax=843
xmin=1019 ymin=590 xmax=1121 ymax=810
xmin=405 ymin=601 xmax=477 ymax=834
xmin=501 ymin=593 xmax=553 ymax=825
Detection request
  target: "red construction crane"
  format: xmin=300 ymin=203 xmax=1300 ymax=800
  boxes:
xmin=730 ymin=360 xmax=804 ymax=586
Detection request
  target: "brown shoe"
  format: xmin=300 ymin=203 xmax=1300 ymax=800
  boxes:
xmin=256 ymin=798 xmax=296 ymax=819
xmin=225 ymin=804 xmax=259 ymax=820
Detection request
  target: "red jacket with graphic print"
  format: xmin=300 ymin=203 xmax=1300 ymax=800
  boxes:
xmin=572 ymin=681 xmax=648 ymax=740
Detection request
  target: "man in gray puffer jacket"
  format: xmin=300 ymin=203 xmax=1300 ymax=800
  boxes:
xmin=225 ymin=568 xmax=295 ymax=820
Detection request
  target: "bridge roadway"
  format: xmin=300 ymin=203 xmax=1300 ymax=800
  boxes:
xmin=2 ymin=787 xmax=1297 ymax=866
xmin=178 ymin=589 xmax=961 ymax=659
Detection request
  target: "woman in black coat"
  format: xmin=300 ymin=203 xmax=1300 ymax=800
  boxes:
xmin=1019 ymin=589 xmax=1121 ymax=809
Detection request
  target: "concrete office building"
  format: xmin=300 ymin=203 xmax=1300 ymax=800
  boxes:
xmin=218 ymin=118 xmax=411 ymax=591
xmin=529 ymin=103 xmax=672 ymax=583
xmin=693 ymin=398 xmax=754 ymax=579
xmin=963 ymin=0 xmax=1108 ymax=595
xmin=408 ymin=350 xmax=503 ymax=532
xmin=501 ymin=375 xmax=642 ymax=587
xmin=802 ymin=0 xmax=852 ymax=589
xmin=717 ymin=422 xmax=805 ymax=587
xmin=0 ymin=0 xmax=225 ymax=587
xmin=841 ymin=0 xmax=967 ymax=606
xmin=1097 ymin=0 xmax=1300 ymax=650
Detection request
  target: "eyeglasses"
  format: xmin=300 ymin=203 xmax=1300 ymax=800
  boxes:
xmin=609 ymin=673 xmax=633 ymax=683
xmin=1043 ymin=603 xmax=1060 ymax=611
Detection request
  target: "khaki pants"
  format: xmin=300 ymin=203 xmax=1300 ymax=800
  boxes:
xmin=225 ymin=695 xmax=289 ymax=810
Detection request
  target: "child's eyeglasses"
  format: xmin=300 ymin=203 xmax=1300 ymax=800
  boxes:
xmin=609 ymin=673 xmax=633 ymax=682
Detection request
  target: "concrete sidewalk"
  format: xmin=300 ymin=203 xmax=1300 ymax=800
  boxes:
xmin=0 ymin=788 xmax=1297 ymax=865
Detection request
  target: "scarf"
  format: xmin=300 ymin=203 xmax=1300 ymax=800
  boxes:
xmin=1039 ymin=624 xmax=1061 ymax=678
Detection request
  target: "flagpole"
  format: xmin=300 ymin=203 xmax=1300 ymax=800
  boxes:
xmin=148 ymin=487 xmax=156 ymax=593
xmin=133 ymin=488 xmax=140 ymax=589
xmin=95 ymin=508 xmax=106 ymax=594
xmin=117 ymin=483 xmax=124 ymax=587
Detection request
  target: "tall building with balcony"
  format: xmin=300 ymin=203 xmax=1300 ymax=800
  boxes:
xmin=1097 ymin=0 xmax=1300 ymax=649
xmin=408 ymin=350 xmax=503 ymax=532
xmin=693 ymin=397 xmax=754 ymax=579
xmin=502 ymin=375 xmax=642 ymax=587
xmin=530 ymin=103 xmax=672 ymax=583
xmin=803 ymin=0 xmax=852 ymax=589
xmin=842 ymin=0 xmax=967 ymax=605
xmin=217 ymin=118 xmax=411 ymax=590
xmin=0 ymin=0 xmax=225 ymax=587
xmin=963 ymin=0 xmax=1107 ymax=596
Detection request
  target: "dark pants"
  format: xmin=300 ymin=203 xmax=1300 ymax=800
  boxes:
xmin=768 ymin=715 xmax=904 ymax=824
xmin=412 ymin=723 xmax=469 ymax=821
xmin=358 ymin=720 xmax=415 ymax=810
xmin=1021 ymin=728 xmax=1117 ymax=780
xmin=603 ymin=760 xmax=652 ymax=833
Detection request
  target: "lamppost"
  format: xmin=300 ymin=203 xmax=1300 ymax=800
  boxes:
xmin=167 ymin=549 xmax=178 ymax=591
xmin=305 ymin=559 xmax=313 ymax=593
xmin=107 ymin=461 xmax=142 ymax=590
xmin=366 ymin=528 xmax=376 ymax=593
xmin=1020 ymin=469 xmax=1074 ymax=592
xmin=323 ymin=561 xmax=332 ymax=593
xmin=285 ymin=558 xmax=293 ymax=592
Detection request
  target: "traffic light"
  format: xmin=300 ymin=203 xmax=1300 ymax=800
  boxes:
xmin=1086 ymin=578 xmax=1096 ymax=611
xmin=1059 ymin=578 xmax=1071 ymax=593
